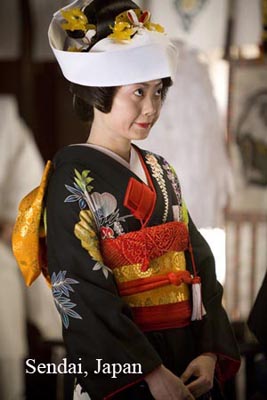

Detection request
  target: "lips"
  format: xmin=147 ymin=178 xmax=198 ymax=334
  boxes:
xmin=135 ymin=122 xmax=151 ymax=129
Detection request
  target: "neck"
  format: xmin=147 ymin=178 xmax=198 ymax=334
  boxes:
xmin=87 ymin=124 xmax=131 ymax=163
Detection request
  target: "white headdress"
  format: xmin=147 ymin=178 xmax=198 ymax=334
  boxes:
xmin=48 ymin=0 xmax=178 ymax=86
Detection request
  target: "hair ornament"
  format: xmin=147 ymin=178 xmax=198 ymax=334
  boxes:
xmin=109 ymin=9 xmax=164 ymax=41
xmin=60 ymin=7 xmax=96 ymax=48
xmin=48 ymin=0 xmax=178 ymax=86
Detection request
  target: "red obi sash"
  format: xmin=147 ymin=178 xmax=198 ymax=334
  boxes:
xmin=101 ymin=221 xmax=195 ymax=331
xmin=101 ymin=221 xmax=189 ymax=272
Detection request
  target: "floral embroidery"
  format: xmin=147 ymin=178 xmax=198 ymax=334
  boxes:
xmin=74 ymin=209 xmax=112 ymax=279
xmin=65 ymin=170 xmax=132 ymax=237
xmin=65 ymin=169 xmax=94 ymax=210
xmin=162 ymin=160 xmax=183 ymax=221
xmin=90 ymin=192 xmax=132 ymax=238
xmin=145 ymin=154 xmax=169 ymax=223
xmin=92 ymin=261 xmax=112 ymax=279
xmin=51 ymin=270 xmax=82 ymax=329
xmin=65 ymin=169 xmax=132 ymax=279
xmin=162 ymin=161 xmax=189 ymax=224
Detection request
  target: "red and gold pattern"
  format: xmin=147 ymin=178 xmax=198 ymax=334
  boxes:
xmin=101 ymin=221 xmax=189 ymax=272
xmin=101 ymin=221 xmax=194 ymax=331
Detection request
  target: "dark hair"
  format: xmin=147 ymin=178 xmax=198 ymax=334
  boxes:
xmin=83 ymin=0 xmax=140 ymax=49
xmin=69 ymin=0 xmax=172 ymax=128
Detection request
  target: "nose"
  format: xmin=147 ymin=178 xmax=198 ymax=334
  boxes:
xmin=142 ymin=94 xmax=157 ymax=117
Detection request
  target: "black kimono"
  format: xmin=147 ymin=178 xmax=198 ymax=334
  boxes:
xmin=45 ymin=144 xmax=240 ymax=399
xmin=248 ymin=271 xmax=267 ymax=353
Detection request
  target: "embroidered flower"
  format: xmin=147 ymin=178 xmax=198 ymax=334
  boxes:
xmin=163 ymin=161 xmax=182 ymax=201
xmin=162 ymin=160 xmax=187 ymax=223
xmin=65 ymin=169 xmax=134 ymax=278
xmin=145 ymin=153 xmax=169 ymax=223
xmin=51 ymin=270 xmax=82 ymax=329
xmin=74 ymin=210 xmax=113 ymax=279
xmin=65 ymin=169 xmax=94 ymax=210
xmin=93 ymin=261 xmax=112 ymax=280
xmin=113 ymin=221 xmax=125 ymax=236
xmin=100 ymin=226 xmax=115 ymax=239
xmin=89 ymin=192 xmax=132 ymax=236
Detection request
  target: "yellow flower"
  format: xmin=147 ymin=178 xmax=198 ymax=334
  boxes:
xmin=109 ymin=22 xmax=136 ymax=41
xmin=61 ymin=8 xmax=94 ymax=32
xmin=145 ymin=22 xmax=165 ymax=33
xmin=108 ymin=8 xmax=165 ymax=41
xmin=109 ymin=29 xmax=135 ymax=41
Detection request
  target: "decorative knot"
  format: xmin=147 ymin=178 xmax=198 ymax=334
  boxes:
xmin=140 ymin=257 xmax=150 ymax=272
xmin=168 ymin=272 xmax=182 ymax=286
xmin=192 ymin=276 xmax=201 ymax=284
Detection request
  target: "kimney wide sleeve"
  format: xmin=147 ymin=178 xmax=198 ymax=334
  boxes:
xmin=46 ymin=161 xmax=162 ymax=400
xmin=186 ymin=214 xmax=241 ymax=381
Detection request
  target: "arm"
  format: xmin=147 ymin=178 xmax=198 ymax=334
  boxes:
xmin=46 ymin=162 xmax=162 ymax=400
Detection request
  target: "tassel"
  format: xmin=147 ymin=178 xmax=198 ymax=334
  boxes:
xmin=191 ymin=277 xmax=206 ymax=321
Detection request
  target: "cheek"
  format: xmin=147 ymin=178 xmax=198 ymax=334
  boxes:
xmin=117 ymin=101 xmax=139 ymax=124
xmin=154 ymin=101 xmax=162 ymax=118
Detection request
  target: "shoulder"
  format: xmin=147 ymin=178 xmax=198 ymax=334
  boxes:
xmin=53 ymin=145 xmax=95 ymax=169
xmin=47 ymin=146 xmax=95 ymax=198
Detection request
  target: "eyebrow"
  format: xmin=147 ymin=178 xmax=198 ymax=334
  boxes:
xmin=136 ymin=81 xmax=163 ymax=87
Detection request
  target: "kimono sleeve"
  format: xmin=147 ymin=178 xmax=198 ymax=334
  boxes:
xmin=186 ymin=214 xmax=241 ymax=381
xmin=46 ymin=162 xmax=162 ymax=400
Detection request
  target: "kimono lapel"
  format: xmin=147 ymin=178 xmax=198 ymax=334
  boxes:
xmin=134 ymin=146 xmax=174 ymax=226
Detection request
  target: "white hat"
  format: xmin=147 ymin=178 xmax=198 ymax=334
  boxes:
xmin=48 ymin=0 xmax=178 ymax=86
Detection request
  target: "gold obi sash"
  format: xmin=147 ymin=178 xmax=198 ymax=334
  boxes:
xmin=101 ymin=221 xmax=195 ymax=331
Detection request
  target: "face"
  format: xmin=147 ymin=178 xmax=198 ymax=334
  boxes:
xmin=93 ymin=79 xmax=163 ymax=144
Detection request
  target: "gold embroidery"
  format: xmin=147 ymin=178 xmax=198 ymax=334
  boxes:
xmin=123 ymin=284 xmax=190 ymax=307
xmin=74 ymin=210 xmax=103 ymax=263
xmin=113 ymin=251 xmax=190 ymax=307
xmin=113 ymin=251 xmax=186 ymax=283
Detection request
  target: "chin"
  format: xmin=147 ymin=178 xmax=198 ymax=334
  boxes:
xmin=132 ymin=130 xmax=151 ymax=141
xmin=133 ymin=135 xmax=150 ymax=141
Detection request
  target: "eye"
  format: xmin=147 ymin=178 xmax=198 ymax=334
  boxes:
xmin=155 ymin=87 xmax=163 ymax=97
xmin=134 ymin=88 xmax=144 ymax=97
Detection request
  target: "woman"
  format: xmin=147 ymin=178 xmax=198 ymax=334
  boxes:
xmin=13 ymin=0 xmax=240 ymax=399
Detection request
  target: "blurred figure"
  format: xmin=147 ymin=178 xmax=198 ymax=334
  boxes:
xmin=0 ymin=95 xmax=61 ymax=400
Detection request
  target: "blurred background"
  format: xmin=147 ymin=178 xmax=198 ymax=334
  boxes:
xmin=0 ymin=0 xmax=267 ymax=399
